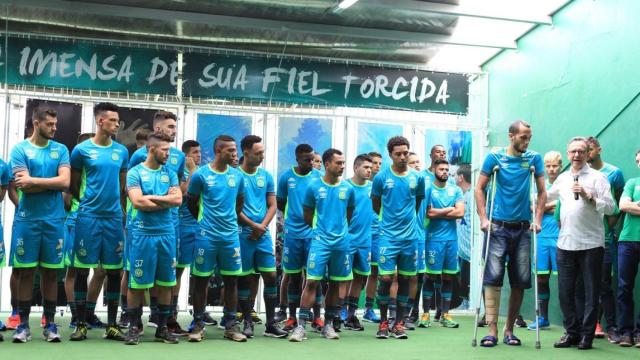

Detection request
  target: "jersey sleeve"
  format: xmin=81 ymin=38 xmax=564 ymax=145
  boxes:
xmin=303 ymin=185 xmax=316 ymax=209
xmin=58 ymin=147 xmax=71 ymax=168
xmin=69 ymin=146 xmax=83 ymax=171
xmin=266 ymin=172 xmax=275 ymax=194
xmin=126 ymin=167 xmax=141 ymax=191
xmin=9 ymin=145 xmax=27 ymax=174
xmin=128 ymin=149 xmax=143 ymax=170
xmin=480 ymin=153 xmax=498 ymax=177
xmin=554 ymin=200 xmax=561 ymax=221
xmin=276 ymin=172 xmax=288 ymax=200
xmin=371 ymin=172 xmax=383 ymax=198
xmin=621 ymin=178 xmax=637 ymax=200
xmin=533 ymin=153 xmax=545 ymax=178
xmin=187 ymin=171 xmax=203 ymax=196
xmin=611 ymin=169 xmax=625 ymax=192
xmin=169 ymin=170 xmax=179 ymax=187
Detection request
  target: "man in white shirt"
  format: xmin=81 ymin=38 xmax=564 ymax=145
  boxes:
xmin=548 ymin=137 xmax=615 ymax=350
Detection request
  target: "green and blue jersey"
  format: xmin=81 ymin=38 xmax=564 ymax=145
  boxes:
xmin=346 ymin=179 xmax=372 ymax=249
xmin=276 ymin=167 xmax=322 ymax=239
xmin=427 ymin=182 xmax=463 ymax=241
xmin=127 ymin=164 xmax=179 ymax=235
xmin=240 ymin=167 xmax=275 ymax=226
xmin=303 ymin=178 xmax=354 ymax=250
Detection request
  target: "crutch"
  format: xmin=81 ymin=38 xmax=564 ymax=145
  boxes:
xmin=472 ymin=165 xmax=499 ymax=347
xmin=529 ymin=166 xmax=541 ymax=349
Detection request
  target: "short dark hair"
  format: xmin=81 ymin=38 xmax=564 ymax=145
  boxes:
xmin=153 ymin=110 xmax=177 ymax=124
xmin=181 ymin=140 xmax=200 ymax=153
xmin=93 ymin=102 xmax=120 ymax=117
xmin=386 ymin=136 xmax=410 ymax=154
xmin=147 ymin=132 xmax=172 ymax=144
xmin=32 ymin=106 xmax=57 ymax=122
xmin=295 ymin=144 xmax=314 ymax=156
xmin=135 ymin=128 xmax=152 ymax=142
xmin=456 ymin=164 xmax=471 ymax=183
xmin=408 ymin=152 xmax=417 ymax=157
xmin=430 ymin=145 xmax=445 ymax=154
xmin=586 ymin=136 xmax=600 ymax=147
xmin=322 ymin=148 xmax=343 ymax=165
xmin=433 ymin=159 xmax=449 ymax=167
xmin=354 ymin=154 xmax=373 ymax=167
xmin=368 ymin=151 xmax=382 ymax=159
xmin=213 ymin=135 xmax=236 ymax=151
xmin=240 ymin=135 xmax=262 ymax=152
xmin=77 ymin=132 xmax=94 ymax=143
xmin=508 ymin=120 xmax=531 ymax=134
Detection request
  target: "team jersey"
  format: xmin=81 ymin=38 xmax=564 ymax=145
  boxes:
xmin=480 ymin=148 xmax=544 ymax=222
xmin=303 ymin=178 xmax=355 ymax=250
xmin=371 ymin=166 xmax=425 ymax=241
xmin=427 ymin=182 xmax=463 ymax=241
xmin=1 ymin=160 xmax=10 ymax=223
xmin=346 ymin=179 xmax=372 ymax=249
xmin=370 ymin=174 xmax=380 ymax=236
xmin=10 ymin=139 xmax=70 ymax=220
xmin=179 ymin=167 xmax=199 ymax=228
xmin=187 ymin=164 xmax=245 ymax=239
xmin=540 ymin=179 xmax=560 ymax=239
xmin=70 ymin=139 xmax=128 ymax=217
xmin=417 ymin=170 xmax=435 ymax=237
xmin=276 ymin=167 xmax=322 ymax=239
xmin=240 ymin=167 xmax=275 ymax=225
xmin=619 ymin=178 xmax=640 ymax=241
xmin=127 ymin=164 xmax=179 ymax=235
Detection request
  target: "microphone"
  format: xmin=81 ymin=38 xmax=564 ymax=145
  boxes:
xmin=573 ymin=175 xmax=579 ymax=200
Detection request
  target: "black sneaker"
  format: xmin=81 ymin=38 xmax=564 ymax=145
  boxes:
xmin=344 ymin=315 xmax=364 ymax=331
xmin=403 ymin=316 xmax=416 ymax=331
xmin=264 ymin=321 xmax=288 ymax=338
xmin=274 ymin=309 xmax=287 ymax=323
xmin=87 ymin=314 xmax=106 ymax=329
xmin=390 ymin=321 xmax=408 ymax=339
xmin=104 ymin=324 xmax=126 ymax=341
xmin=242 ymin=320 xmax=254 ymax=338
xmin=155 ymin=326 xmax=179 ymax=344
xmin=118 ymin=312 xmax=130 ymax=329
xmin=69 ymin=323 xmax=88 ymax=341
xmin=607 ymin=329 xmax=621 ymax=344
xmin=376 ymin=320 xmax=390 ymax=339
xmin=250 ymin=310 xmax=262 ymax=324
xmin=124 ymin=326 xmax=140 ymax=345
xmin=203 ymin=312 xmax=217 ymax=326
xmin=515 ymin=315 xmax=527 ymax=328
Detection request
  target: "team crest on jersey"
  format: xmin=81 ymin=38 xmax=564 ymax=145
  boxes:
xmin=228 ymin=177 xmax=236 ymax=187
xmin=379 ymin=255 xmax=386 ymax=264
xmin=256 ymin=177 xmax=265 ymax=188
xmin=78 ymin=248 xmax=87 ymax=257
xmin=309 ymin=261 xmax=316 ymax=269
xmin=161 ymin=174 xmax=170 ymax=183
xmin=171 ymin=157 xmax=178 ymax=165
xmin=134 ymin=268 xmax=143 ymax=277
xmin=447 ymin=187 xmax=455 ymax=196
xmin=520 ymin=161 xmax=529 ymax=168
xmin=338 ymin=190 xmax=347 ymax=200
xmin=16 ymin=246 xmax=25 ymax=256
xmin=111 ymin=152 xmax=120 ymax=161
xmin=50 ymin=151 xmax=59 ymax=160
xmin=195 ymin=256 xmax=204 ymax=265
xmin=409 ymin=177 xmax=417 ymax=189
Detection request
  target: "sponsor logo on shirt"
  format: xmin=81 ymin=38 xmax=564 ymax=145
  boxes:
xmin=25 ymin=149 xmax=36 ymax=159
xmin=318 ymin=187 xmax=327 ymax=199
xmin=520 ymin=161 xmax=530 ymax=168
xmin=287 ymin=177 xmax=296 ymax=188
xmin=88 ymin=149 xmax=98 ymax=160
xmin=409 ymin=176 xmax=417 ymax=189
xmin=385 ymin=178 xmax=395 ymax=189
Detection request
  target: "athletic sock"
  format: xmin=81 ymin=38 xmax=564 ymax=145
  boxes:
xmin=150 ymin=296 xmax=159 ymax=318
xmin=365 ymin=297 xmax=374 ymax=310
xmin=313 ymin=286 xmax=323 ymax=320
xmin=44 ymin=300 xmax=56 ymax=325
xmin=18 ymin=300 xmax=31 ymax=327
xmin=539 ymin=281 xmax=550 ymax=319
xmin=158 ymin=304 xmax=171 ymax=329
xmin=74 ymin=271 xmax=89 ymax=323
xmin=86 ymin=302 xmax=97 ymax=319
xmin=106 ymin=272 xmax=120 ymax=326
xmin=171 ymin=295 xmax=179 ymax=318
xmin=238 ymin=286 xmax=252 ymax=322
xmin=376 ymin=280 xmax=391 ymax=321
xmin=69 ymin=301 xmax=77 ymax=319
xmin=422 ymin=277 xmax=434 ymax=313
xmin=396 ymin=279 xmax=410 ymax=322
xmin=347 ymin=296 xmax=359 ymax=317
xmin=298 ymin=307 xmax=312 ymax=328
xmin=433 ymin=279 xmax=442 ymax=314
xmin=441 ymin=279 xmax=452 ymax=314
xmin=263 ymin=286 xmax=278 ymax=323
xmin=120 ymin=295 xmax=127 ymax=314
xmin=389 ymin=301 xmax=397 ymax=320
xmin=287 ymin=277 xmax=301 ymax=320
xmin=127 ymin=307 xmax=141 ymax=330
xmin=325 ymin=305 xmax=340 ymax=324
xmin=11 ymin=296 xmax=19 ymax=316
xmin=413 ymin=275 xmax=424 ymax=313
xmin=223 ymin=308 xmax=236 ymax=330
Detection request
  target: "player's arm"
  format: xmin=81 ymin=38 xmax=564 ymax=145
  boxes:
xmin=119 ymin=170 xmax=128 ymax=214
xmin=148 ymin=186 xmax=183 ymax=208
xmin=544 ymin=200 xmax=556 ymax=214
xmin=303 ymin=205 xmax=314 ymax=227
xmin=620 ymin=196 xmax=640 ymax=216
xmin=13 ymin=167 xmax=70 ymax=193
xmin=371 ymin=195 xmax=381 ymax=215
xmin=474 ymin=173 xmax=489 ymax=228
xmin=70 ymin=169 xmax=81 ymax=199
xmin=180 ymin=157 xmax=196 ymax=194
xmin=443 ymin=200 xmax=465 ymax=219
xmin=235 ymin=194 xmax=245 ymax=219
xmin=276 ymin=197 xmax=287 ymax=212
xmin=8 ymin=181 xmax=18 ymax=206
xmin=427 ymin=206 xmax=455 ymax=218
xmin=128 ymin=187 xmax=164 ymax=212
xmin=0 ymin=184 xmax=7 ymax=202
xmin=262 ymin=193 xmax=277 ymax=228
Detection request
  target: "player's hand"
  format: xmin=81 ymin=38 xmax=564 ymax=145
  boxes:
xmin=480 ymin=218 xmax=490 ymax=232
xmin=186 ymin=156 xmax=197 ymax=173
xmin=249 ymin=224 xmax=267 ymax=240
xmin=530 ymin=222 xmax=541 ymax=233
xmin=14 ymin=172 xmax=35 ymax=189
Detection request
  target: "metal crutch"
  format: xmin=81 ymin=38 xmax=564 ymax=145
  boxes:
xmin=530 ymin=166 xmax=541 ymax=349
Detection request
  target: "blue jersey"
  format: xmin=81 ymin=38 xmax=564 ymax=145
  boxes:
xmin=70 ymin=139 xmax=128 ymax=217
xmin=10 ymin=139 xmax=70 ymax=221
xmin=480 ymin=148 xmax=544 ymax=222
xmin=179 ymin=167 xmax=199 ymax=228
xmin=276 ymin=167 xmax=322 ymax=239
xmin=599 ymin=162 xmax=625 ymax=194
xmin=303 ymin=178 xmax=355 ymax=250
xmin=346 ymin=179 xmax=372 ymax=249
xmin=417 ymin=170 xmax=434 ymax=238
xmin=540 ymin=180 xmax=559 ymax=239
xmin=187 ymin=164 xmax=245 ymax=240
xmin=427 ymin=183 xmax=463 ymax=241
xmin=371 ymin=166 xmax=425 ymax=241
xmin=127 ymin=164 xmax=179 ymax=235
xmin=240 ymin=167 xmax=275 ymax=226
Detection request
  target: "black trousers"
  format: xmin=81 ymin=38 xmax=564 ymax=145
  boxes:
xmin=557 ymin=246 xmax=604 ymax=340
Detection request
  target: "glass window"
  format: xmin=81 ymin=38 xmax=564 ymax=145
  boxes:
xmin=277 ymin=117 xmax=333 ymax=178
xmin=196 ymin=113 xmax=252 ymax=165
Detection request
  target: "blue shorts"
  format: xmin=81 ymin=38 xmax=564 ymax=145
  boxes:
xmin=417 ymin=237 xmax=427 ymax=273
xmin=63 ymin=217 xmax=76 ymax=266
xmin=282 ymin=234 xmax=311 ymax=274
xmin=378 ymin=237 xmax=417 ymax=276
xmin=123 ymin=225 xmax=132 ymax=271
xmin=0 ymin=226 xmax=5 ymax=267
xmin=426 ymin=239 xmax=459 ymax=275
xmin=192 ymin=229 xmax=242 ymax=277
xmin=128 ymin=233 xmax=177 ymax=289
xmin=483 ymin=222 xmax=531 ymax=289
xmin=349 ymin=247 xmax=371 ymax=276
xmin=71 ymin=216 xmax=125 ymax=270
xmin=10 ymin=219 xmax=64 ymax=269
xmin=239 ymin=227 xmax=276 ymax=276
xmin=307 ymin=242 xmax=352 ymax=281
xmin=370 ymin=233 xmax=380 ymax=266
xmin=536 ymin=237 xmax=558 ymax=274
xmin=177 ymin=225 xmax=198 ymax=268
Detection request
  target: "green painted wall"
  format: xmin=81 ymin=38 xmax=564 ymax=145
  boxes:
xmin=482 ymin=0 xmax=640 ymax=325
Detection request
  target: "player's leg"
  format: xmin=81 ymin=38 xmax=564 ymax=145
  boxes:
xmin=254 ymin=234 xmax=287 ymax=337
xmin=125 ymin=233 xmax=157 ymax=344
xmin=7 ymin=269 xmax=20 ymax=329
xmin=188 ymin=232 xmax=215 ymax=342
xmin=481 ymin=224 xmax=508 ymax=345
xmin=238 ymin=229 xmax=257 ymax=336
xmin=529 ymin=237 xmax=552 ymax=330
xmin=504 ymin=227 xmax=530 ymax=344
xmin=345 ymin=248 xmax=370 ymax=331
xmin=155 ymin=233 xmax=179 ymax=344
xmin=363 ymin=234 xmax=380 ymax=323
xmin=219 ymin=237 xmax=245 ymax=342
xmin=440 ymin=239 xmax=460 ymax=328
xmin=282 ymin=235 xmax=305 ymax=330
xmin=375 ymin=239 xmax=399 ymax=338
xmin=289 ymin=278 xmax=319 ymax=342
xmin=39 ymin=219 xmax=65 ymax=341
xmin=86 ymin=266 xmax=106 ymax=328
xmin=276 ymin=273 xmax=289 ymax=322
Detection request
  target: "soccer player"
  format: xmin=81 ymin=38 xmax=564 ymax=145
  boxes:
xmin=424 ymin=159 xmax=464 ymax=328
xmin=363 ymin=152 xmax=383 ymax=323
xmin=474 ymin=120 xmax=545 ymax=347
xmin=236 ymin=135 xmax=288 ymax=338
xmin=312 ymin=152 xmax=323 ymax=171
xmin=187 ymin=135 xmax=246 ymax=342
xmin=371 ymin=136 xmax=425 ymax=339
xmin=344 ymin=154 xmax=373 ymax=331
xmin=124 ymin=133 xmax=182 ymax=345
xmin=69 ymin=102 xmax=129 ymax=341
xmin=276 ymin=144 xmax=322 ymax=331
xmin=289 ymin=149 xmax=355 ymax=342
xmin=528 ymin=151 xmax=562 ymax=331
xmin=8 ymin=106 xmax=70 ymax=343
xmin=0 ymin=158 xmax=7 ymax=340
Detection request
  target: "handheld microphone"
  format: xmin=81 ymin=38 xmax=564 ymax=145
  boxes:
xmin=573 ymin=175 xmax=579 ymax=200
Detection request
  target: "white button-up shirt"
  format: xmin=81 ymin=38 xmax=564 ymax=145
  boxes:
xmin=547 ymin=164 xmax=615 ymax=251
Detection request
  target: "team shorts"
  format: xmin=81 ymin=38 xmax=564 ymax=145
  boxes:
xmin=239 ymin=226 xmax=276 ymax=276
xmin=177 ymin=225 xmax=198 ymax=268
xmin=349 ymin=247 xmax=371 ymax=276
xmin=425 ymin=239 xmax=459 ymax=275
xmin=123 ymin=224 xmax=132 ymax=271
xmin=0 ymin=226 xmax=5 ymax=267
xmin=378 ymin=237 xmax=418 ymax=276
xmin=536 ymin=237 xmax=558 ymax=274
xmin=483 ymin=222 xmax=531 ymax=289
xmin=370 ymin=233 xmax=380 ymax=266
xmin=282 ymin=233 xmax=312 ymax=274
xmin=10 ymin=219 xmax=64 ymax=269
xmin=71 ymin=216 xmax=125 ymax=269
xmin=128 ymin=233 xmax=177 ymax=289
xmin=306 ymin=242 xmax=352 ymax=281
xmin=191 ymin=229 xmax=242 ymax=277
xmin=417 ymin=237 xmax=427 ymax=273
xmin=63 ymin=216 xmax=77 ymax=266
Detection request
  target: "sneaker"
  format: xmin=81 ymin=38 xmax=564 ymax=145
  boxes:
xmin=124 ymin=326 xmax=140 ymax=345
xmin=41 ymin=314 xmax=46 ymax=328
xmin=322 ymin=323 xmax=340 ymax=339
xmin=68 ymin=317 xmax=77 ymax=329
xmin=224 ymin=323 xmax=248 ymax=342
xmin=104 ymin=324 xmax=126 ymax=341
xmin=87 ymin=314 xmax=106 ymax=329
xmin=69 ymin=323 xmax=88 ymax=341
xmin=527 ymin=316 xmax=550 ymax=330
xmin=188 ymin=321 xmax=206 ymax=342
xmin=390 ymin=321 xmax=408 ymax=339
xmin=202 ymin=312 xmax=217 ymax=326
xmin=242 ymin=320 xmax=254 ymax=338
xmin=148 ymin=313 xmax=159 ymax=329
xmin=344 ymin=315 xmax=364 ymax=331
xmin=440 ymin=313 xmax=459 ymax=328
xmin=12 ymin=324 xmax=32 ymax=343
xmin=594 ymin=322 xmax=605 ymax=338
xmin=117 ymin=312 xmax=130 ymax=329
xmin=477 ymin=314 xmax=488 ymax=327
xmin=515 ymin=314 xmax=527 ymax=328
xmin=155 ymin=326 xmax=179 ymax=344
xmin=376 ymin=320 xmax=390 ymax=339
xmin=363 ymin=308 xmax=381 ymax=323
xmin=43 ymin=323 xmax=62 ymax=343
xmin=340 ymin=308 xmax=347 ymax=322
xmin=288 ymin=325 xmax=306 ymax=342
xmin=250 ymin=310 xmax=262 ymax=324
xmin=418 ymin=313 xmax=431 ymax=328
xmin=403 ymin=316 xmax=416 ymax=331
xmin=6 ymin=314 xmax=20 ymax=330
xmin=619 ymin=334 xmax=633 ymax=347
xmin=607 ymin=329 xmax=621 ymax=344
xmin=283 ymin=318 xmax=297 ymax=332
xmin=264 ymin=321 xmax=288 ymax=338
xmin=311 ymin=318 xmax=324 ymax=333
xmin=167 ymin=320 xmax=189 ymax=337
xmin=332 ymin=317 xmax=342 ymax=333
xmin=0 ymin=319 xmax=6 ymax=331
xmin=274 ymin=309 xmax=287 ymax=323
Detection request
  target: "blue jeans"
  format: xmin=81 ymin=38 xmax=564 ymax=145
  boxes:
xmin=617 ymin=241 xmax=640 ymax=336
xmin=483 ymin=222 xmax=531 ymax=289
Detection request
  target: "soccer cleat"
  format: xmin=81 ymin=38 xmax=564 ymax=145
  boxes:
xmin=527 ymin=316 xmax=550 ymax=330
xmin=283 ymin=318 xmax=297 ymax=332
xmin=69 ymin=323 xmax=88 ymax=341
xmin=344 ymin=315 xmax=364 ymax=331
xmin=418 ymin=313 xmax=431 ymax=328
xmin=104 ymin=324 xmax=126 ymax=341
xmin=147 ymin=313 xmax=159 ymax=328
xmin=224 ymin=323 xmax=248 ymax=342
xmin=390 ymin=321 xmax=408 ymax=339
xmin=274 ymin=309 xmax=287 ymax=323
xmin=43 ymin=323 xmax=62 ymax=343
xmin=117 ymin=311 xmax=130 ymax=329
xmin=514 ymin=314 xmax=527 ymax=328
xmin=6 ymin=314 xmax=20 ymax=330
xmin=594 ymin=322 xmax=605 ymax=338
xmin=376 ymin=320 xmax=390 ymax=339
xmin=288 ymin=325 xmax=306 ymax=342
xmin=363 ymin=308 xmax=381 ymax=323
xmin=251 ymin=310 xmax=262 ymax=324
xmin=12 ymin=324 xmax=33 ymax=343
xmin=124 ymin=326 xmax=140 ymax=345
xmin=322 ymin=323 xmax=340 ymax=340
xmin=311 ymin=318 xmax=324 ymax=333
xmin=440 ymin=313 xmax=459 ymax=328
xmin=87 ymin=314 xmax=106 ymax=329
xmin=202 ymin=312 xmax=217 ymax=326
xmin=403 ymin=316 xmax=416 ymax=331
xmin=188 ymin=321 xmax=206 ymax=342
xmin=155 ymin=326 xmax=179 ymax=344
xmin=168 ymin=319 xmax=189 ymax=337
xmin=340 ymin=308 xmax=348 ymax=322
xmin=264 ymin=321 xmax=288 ymax=338
xmin=242 ymin=320 xmax=254 ymax=338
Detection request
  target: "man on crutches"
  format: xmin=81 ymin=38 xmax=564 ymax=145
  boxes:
xmin=473 ymin=120 xmax=546 ymax=347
